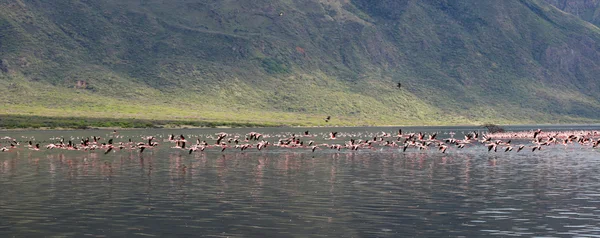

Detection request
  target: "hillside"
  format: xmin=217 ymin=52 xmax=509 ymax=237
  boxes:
xmin=1 ymin=0 xmax=600 ymax=127
xmin=545 ymin=0 xmax=600 ymax=26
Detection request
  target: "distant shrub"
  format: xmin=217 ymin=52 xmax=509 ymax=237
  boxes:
xmin=482 ymin=123 xmax=505 ymax=133
xmin=261 ymin=58 xmax=289 ymax=74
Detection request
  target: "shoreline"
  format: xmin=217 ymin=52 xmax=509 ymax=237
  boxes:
xmin=0 ymin=114 xmax=279 ymax=130
xmin=1 ymin=114 xmax=600 ymax=131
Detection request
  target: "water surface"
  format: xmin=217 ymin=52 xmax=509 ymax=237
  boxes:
xmin=1 ymin=126 xmax=600 ymax=237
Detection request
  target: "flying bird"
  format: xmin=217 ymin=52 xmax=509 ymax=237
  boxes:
xmin=533 ymin=129 xmax=542 ymax=139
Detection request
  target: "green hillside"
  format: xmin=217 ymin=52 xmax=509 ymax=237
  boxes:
xmin=1 ymin=0 xmax=600 ymax=127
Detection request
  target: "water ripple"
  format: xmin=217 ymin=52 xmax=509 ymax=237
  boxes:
xmin=1 ymin=128 xmax=600 ymax=237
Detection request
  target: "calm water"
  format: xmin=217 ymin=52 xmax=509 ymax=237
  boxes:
xmin=1 ymin=126 xmax=600 ymax=237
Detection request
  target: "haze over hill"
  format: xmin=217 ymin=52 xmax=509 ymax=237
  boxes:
xmin=1 ymin=0 xmax=600 ymax=126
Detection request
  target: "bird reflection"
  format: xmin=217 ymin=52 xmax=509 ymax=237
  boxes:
xmin=251 ymin=156 xmax=267 ymax=202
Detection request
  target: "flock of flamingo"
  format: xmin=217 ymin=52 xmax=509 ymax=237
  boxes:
xmin=0 ymin=128 xmax=599 ymax=155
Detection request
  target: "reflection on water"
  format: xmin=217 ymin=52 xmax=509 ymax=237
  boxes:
xmin=0 ymin=128 xmax=600 ymax=237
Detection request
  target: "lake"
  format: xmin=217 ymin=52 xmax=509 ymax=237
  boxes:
xmin=1 ymin=126 xmax=600 ymax=237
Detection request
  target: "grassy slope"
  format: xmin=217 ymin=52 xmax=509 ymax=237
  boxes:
xmin=1 ymin=0 xmax=600 ymax=127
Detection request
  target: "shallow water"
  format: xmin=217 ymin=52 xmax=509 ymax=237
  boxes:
xmin=1 ymin=126 xmax=600 ymax=237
